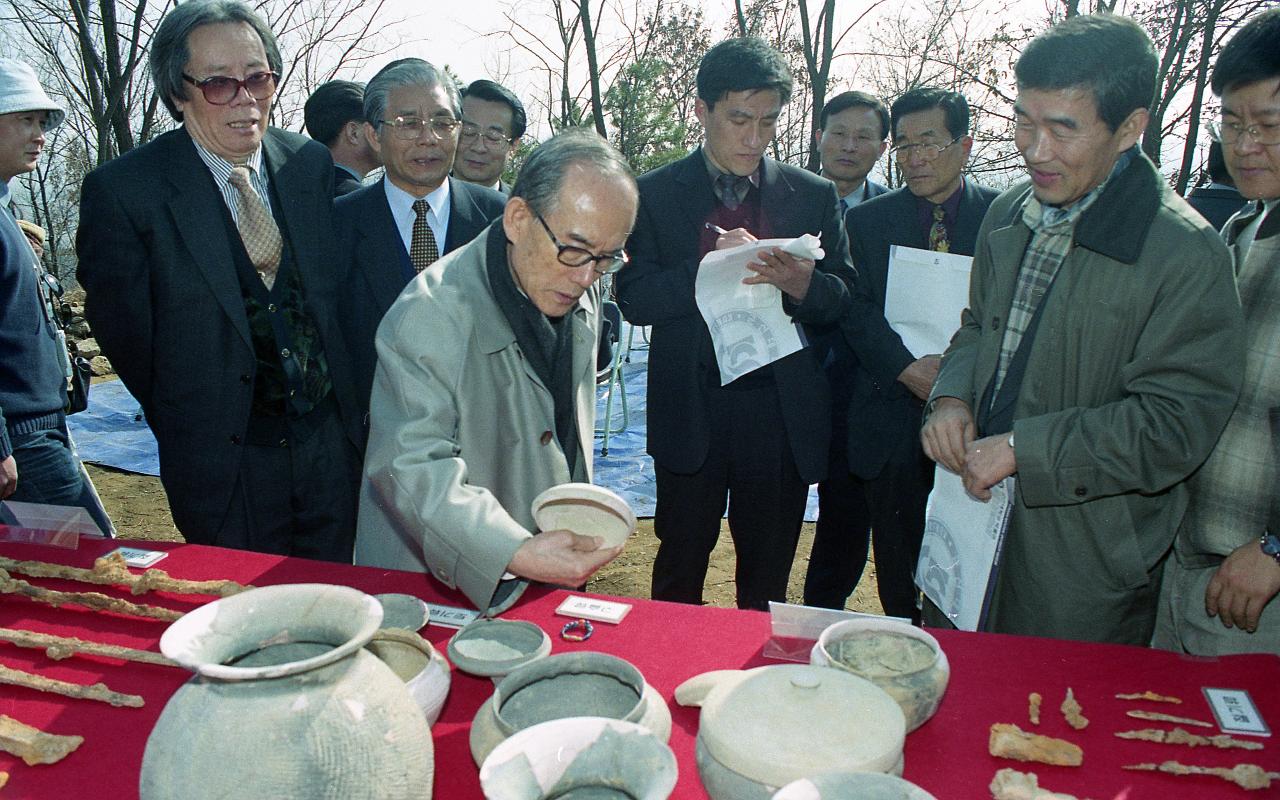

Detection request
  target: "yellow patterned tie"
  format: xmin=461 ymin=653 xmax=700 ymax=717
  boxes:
xmin=928 ymin=204 xmax=950 ymax=253
xmin=410 ymin=199 xmax=439 ymax=272
xmin=228 ymin=165 xmax=283 ymax=289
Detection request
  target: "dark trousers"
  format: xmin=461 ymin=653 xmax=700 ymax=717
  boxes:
xmin=806 ymin=440 xmax=932 ymax=621
xmin=9 ymin=420 xmax=114 ymax=536
xmin=211 ymin=398 xmax=359 ymax=563
xmin=651 ymin=382 xmax=808 ymax=611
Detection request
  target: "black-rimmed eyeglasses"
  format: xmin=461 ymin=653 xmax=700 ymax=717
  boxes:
xmin=182 ymin=71 xmax=279 ymax=105
xmin=534 ymin=211 xmax=628 ymax=276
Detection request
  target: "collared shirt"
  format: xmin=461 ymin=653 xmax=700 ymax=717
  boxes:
xmin=1237 ymin=198 xmax=1279 ymax=259
xmin=335 ymin=163 xmax=363 ymax=184
xmin=700 ymin=147 xmax=759 ymax=205
xmin=915 ymin=178 xmax=965 ymax=241
xmin=384 ymin=176 xmax=451 ymax=255
xmin=190 ymin=138 xmax=272 ymax=224
xmin=839 ymin=180 xmax=875 ymax=211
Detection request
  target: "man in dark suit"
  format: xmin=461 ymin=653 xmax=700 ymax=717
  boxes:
xmin=616 ymin=37 xmax=858 ymax=610
xmin=336 ymin=59 xmax=506 ymax=440
xmin=454 ymin=79 xmax=526 ymax=195
xmin=816 ymin=90 xmax=890 ymax=211
xmin=303 ymin=79 xmax=380 ymax=196
xmin=804 ymin=88 xmax=1000 ymax=618
xmin=1186 ymin=141 xmax=1248 ymax=231
xmin=77 ymin=0 xmax=364 ymax=562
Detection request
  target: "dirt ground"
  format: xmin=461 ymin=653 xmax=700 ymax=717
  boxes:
xmin=85 ymin=464 xmax=884 ymax=614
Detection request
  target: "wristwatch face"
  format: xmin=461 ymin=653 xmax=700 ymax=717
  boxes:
xmin=1262 ymin=534 xmax=1280 ymax=559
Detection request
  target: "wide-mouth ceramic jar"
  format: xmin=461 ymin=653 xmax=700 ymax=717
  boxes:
xmin=810 ymin=618 xmax=949 ymax=732
xmin=676 ymin=664 xmax=906 ymax=800
xmin=470 ymin=651 xmax=672 ymax=765
xmin=141 ymin=583 xmax=434 ymax=800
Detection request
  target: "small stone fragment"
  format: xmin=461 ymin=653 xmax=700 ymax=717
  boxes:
xmin=0 ymin=715 xmax=83 ymax=765
xmin=989 ymin=723 xmax=1083 ymax=767
xmin=1060 ymin=687 xmax=1088 ymax=730
xmin=990 ymin=768 xmax=1094 ymax=800
xmin=1028 ymin=692 xmax=1042 ymax=725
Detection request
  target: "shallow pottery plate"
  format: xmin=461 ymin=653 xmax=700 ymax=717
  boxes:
xmin=447 ymin=618 xmax=552 ymax=679
xmin=373 ymin=593 xmax=430 ymax=631
xmin=531 ymin=482 xmax=637 ymax=548
xmin=480 ymin=716 xmax=677 ymax=800
xmin=772 ymin=772 xmax=938 ymax=800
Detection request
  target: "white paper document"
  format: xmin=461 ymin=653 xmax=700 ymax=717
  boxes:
xmin=915 ymin=468 xmax=1015 ymax=632
xmin=695 ymin=234 xmax=823 ymax=385
xmin=884 ymin=245 xmax=973 ymax=358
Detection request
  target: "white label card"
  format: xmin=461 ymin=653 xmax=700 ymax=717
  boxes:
xmin=427 ymin=604 xmax=481 ymax=630
xmin=105 ymin=546 xmax=168 ymax=568
xmin=556 ymin=595 xmax=632 ymax=624
xmin=1204 ymin=687 xmax=1270 ymax=737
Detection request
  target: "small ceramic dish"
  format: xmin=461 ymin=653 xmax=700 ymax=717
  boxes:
xmin=366 ymin=628 xmax=451 ymax=726
xmin=446 ymin=618 xmax=552 ymax=682
xmin=772 ymin=772 xmax=938 ymax=800
xmin=531 ymin=482 xmax=637 ymax=548
xmin=373 ymin=593 xmax=430 ymax=631
xmin=479 ymin=716 xmax=677 ymax=800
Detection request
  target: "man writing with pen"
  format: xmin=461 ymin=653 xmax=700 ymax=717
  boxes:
xmin=615 ymin=37 xmax=866 ymax=611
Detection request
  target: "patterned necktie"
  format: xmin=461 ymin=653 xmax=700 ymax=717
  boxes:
xmin=410 ymin=199 xmax=439 ymax=272
xmin=227 ymin=166 xmax=282 ymax=289
xmin=928 ymin=204 xmax=950 ymax=253
xmin=715 ymin=173 xmax=745 ymax=211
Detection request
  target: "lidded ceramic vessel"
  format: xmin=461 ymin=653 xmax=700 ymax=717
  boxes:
xmin=810 ymin=618 xmax=950 ymax=732
xmin=140 ymin=583 xmax=434 ymax=800
xmin=676 ymin=665 xmax=906 ymax=800
xmin=470 ymin=651 xmax=672 ymax=765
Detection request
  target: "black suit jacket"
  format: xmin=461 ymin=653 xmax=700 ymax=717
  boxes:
xmin=839 ymin=179 xmax=999 ymax=479
xmin=1186 ymin=184 xmax=1248 ymax=232
xmin=336 ymin=176 xmax=506 ymax=440
xmin=615 ymin=150 xmax=863 ymax=484
xmin=76 ymin=127 xmax=362 ymax=540
xmin=333 ymin=164 xmax=363 ymax=197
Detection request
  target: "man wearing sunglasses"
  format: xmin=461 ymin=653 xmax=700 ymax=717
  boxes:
xmin=335 ymin=59 xmax=506 ymax=445
xmin=454 ymin=79 xmax=526 ymax=195
xmin=77 ymin=0 xmax=365 ymax=562
xmin=355 ymin=129 xmax=634 ymax=614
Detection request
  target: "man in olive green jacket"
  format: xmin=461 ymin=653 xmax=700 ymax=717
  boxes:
xmin=921 ymin=14 xmax=1244 ymax=644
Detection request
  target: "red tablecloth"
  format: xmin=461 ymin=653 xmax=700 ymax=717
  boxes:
xmin=0 ymin=538 xmax=1277 ymax=799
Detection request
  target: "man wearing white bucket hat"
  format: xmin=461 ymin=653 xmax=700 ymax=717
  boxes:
xmin=0 ymin=58 xmax=112 ymax=534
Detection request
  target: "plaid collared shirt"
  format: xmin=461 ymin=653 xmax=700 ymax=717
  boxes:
xmin=990 ymin=150 xmax=1133 ymax=400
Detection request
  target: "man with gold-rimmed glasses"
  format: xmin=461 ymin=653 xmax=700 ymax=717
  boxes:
xmin=355 ymin=129 xmax=634 ymax=614
xmin=77 ymin=0 xmax=366 ymax=561
xmin=335 ymin=59 xmax=506 ymax=448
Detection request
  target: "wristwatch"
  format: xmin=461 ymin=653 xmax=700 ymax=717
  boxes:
xmin=1262 ymin=533 xmax=1280 ymax=567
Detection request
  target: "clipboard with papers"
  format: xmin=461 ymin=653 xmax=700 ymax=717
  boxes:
xmin=914 ymin=468 xmax=1015 ymax=631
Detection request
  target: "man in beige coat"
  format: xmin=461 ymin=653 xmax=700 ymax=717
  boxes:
xmin=354 ymin=129 xmax=636 ymax=613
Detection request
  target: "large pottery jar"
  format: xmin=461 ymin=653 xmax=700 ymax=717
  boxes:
xmin=140 ymin=583 xmax=435 ymax=800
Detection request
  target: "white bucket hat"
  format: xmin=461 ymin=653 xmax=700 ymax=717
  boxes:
xmin=0 ymin=58 xmax=65 ymax=131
